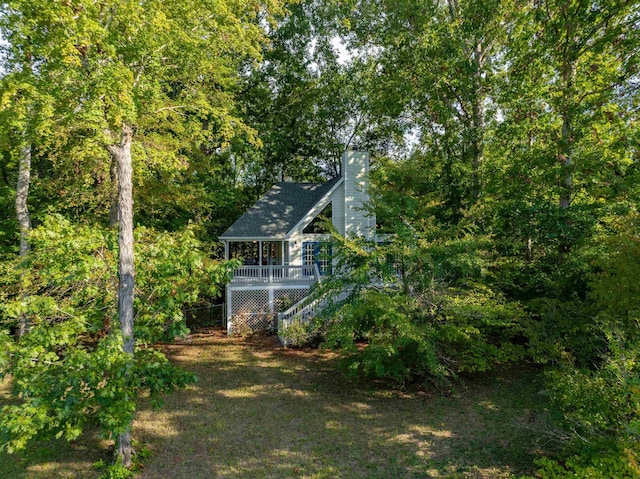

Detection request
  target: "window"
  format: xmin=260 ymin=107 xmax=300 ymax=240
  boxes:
xmin=317 ymin=244 xmax=332 ymax=274
xmin=303 ymin=202 xmax=332 ymax=234
xmin=303 ymin=242 xmax=332 ymax=275
xmin=303 ymin=243 xmax=316 ymax=267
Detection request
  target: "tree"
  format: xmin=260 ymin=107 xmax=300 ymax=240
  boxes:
xmin=334 ymin=0 xmax=513 ymax=218
xmin=0 ymin=218 xmax=236 ymax=458
xmin=1 ymin=0 xmax=282 ymax=466
xmin=497 ymin=0 xmax=640 ymax=252
xmin=232 ymin=0 xmax=375 ymax=194
xmin=108 ymin=125 xmax=136 ymax=464
xmin=0 ymin=34 xmax=57 ymax=333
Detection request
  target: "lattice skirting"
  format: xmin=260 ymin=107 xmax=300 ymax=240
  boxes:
xmin=228 ymin=287 xmax=310 ymax=335
xmin=273 ymin=289 xmax=308 ymax=311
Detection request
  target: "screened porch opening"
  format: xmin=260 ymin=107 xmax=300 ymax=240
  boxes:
xmin=226 ymin=240 xmax=289 ymax=265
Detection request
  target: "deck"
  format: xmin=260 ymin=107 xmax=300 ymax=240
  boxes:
xmin=227 ymin=265 xmax=321 ymax=334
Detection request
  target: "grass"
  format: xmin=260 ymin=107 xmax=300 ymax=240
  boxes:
xmin=1 ymin=330 xmax=555 ymax=478
xmin=0 ymin=378 xmax=108 ymax=479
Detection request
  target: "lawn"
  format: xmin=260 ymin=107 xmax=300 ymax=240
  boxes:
xmin=1 ymin=330 xmax=554 ymax=478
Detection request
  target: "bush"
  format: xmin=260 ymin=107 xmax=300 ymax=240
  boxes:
xmin=532 ymin=445 xmax=640 ymax=479
xmin=320 ymin=285 xmax=526 ymax=384
xmin=524 ymin=298 xmax=603 ymax=368
xmin=323 ymin=290 xmax=444 ymax=383
xmin=532 ymin=214 xmax=640 ymax=479
xmin=315 ymin=231 xmax=527 ymax=385
xmin=279 ymin=319 xmax=316 ymax=347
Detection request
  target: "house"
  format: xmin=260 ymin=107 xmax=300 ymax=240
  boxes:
xmin=220 ymin=151 xmax=375 ymax=335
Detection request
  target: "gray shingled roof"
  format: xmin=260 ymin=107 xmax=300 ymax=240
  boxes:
xmin=220 ymin=176 xmax=342 ymax=239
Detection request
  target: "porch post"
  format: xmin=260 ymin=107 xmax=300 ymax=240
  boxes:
xmin=281 ymin=241 xmax=285 ymax=265
xmin=224 ymin=241 xmax=230 ymax=261
xmin=258 ymin=241 xmax=263 ymax=266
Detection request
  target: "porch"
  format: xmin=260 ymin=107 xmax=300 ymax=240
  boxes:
xmin=224 ymin=240 xmax=289 ymax=266
xmin=226 ymin=265 xmax=322 ymax=335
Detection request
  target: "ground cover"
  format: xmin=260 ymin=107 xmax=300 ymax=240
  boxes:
xmin=1 ymin=330 xmax=555 ymax=478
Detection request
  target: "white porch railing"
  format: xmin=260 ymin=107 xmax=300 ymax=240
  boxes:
xmin=278 ymin=294 xmax=319 ymax=326
xmin=231 ymin=265 xmax=320 ymax=284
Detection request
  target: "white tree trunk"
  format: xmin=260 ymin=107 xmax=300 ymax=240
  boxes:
xmin=558 ymin=57 xmax=577 ymax=253
xmin=109 ymin=155 xmax=120 ymax=227
xmin=16 ymin=143 xmax=31 ymax=338
xmin=107 ymin=124 xmax=135 ymax=468
xmin=16 ymin=143 xmax=31 ymax=256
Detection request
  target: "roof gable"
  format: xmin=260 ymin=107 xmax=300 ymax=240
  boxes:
xmin=220 ymin=176 xmax=342 ymax=240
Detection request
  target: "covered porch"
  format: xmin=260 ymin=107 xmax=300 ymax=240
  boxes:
xmin=225 ymin=264 xmax=321 ymax=335
xmin=224 ymin=239 xmax=290 ymax=266
xmin=223 ymin=241 xmax=321 ymax=335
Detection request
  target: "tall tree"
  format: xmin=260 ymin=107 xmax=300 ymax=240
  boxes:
xmin=337 ymin=0 xmax=512 ymax=218
xmin=15 ymin=143 xmax=29 ymax=257
xmin=1 ymin=0 xmax=282 ymax=466
xmin=496 ymin=0 xmax=639 ymax=251
xmin=107 ymin=125 xmax=135 ymax=463
xmin=234 ymin=0 xmax=373 ymax=193
xmin=0 ymin=22 xmax=32 ymax=261
xmin=0 ymin=33 xmax=56 ymax=333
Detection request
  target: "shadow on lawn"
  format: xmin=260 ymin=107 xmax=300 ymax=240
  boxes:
xmin=134 ymin=331 xmax=552 ymax=479
xmin=0 ymin=372 xmax=109 ymax=479
xmin=0 ymin=430 xmax=108 ymax=479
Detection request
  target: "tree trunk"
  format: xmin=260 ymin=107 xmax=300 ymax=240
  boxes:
xmin=107 ymin=124 xmax=135 ymax=468
xmin=115 ymin=429 xmax=133 ymax=468
xmin=109 ymin=155 xmax=120 ymax=227
xmin=16 ymin=143 xmax=31 ymax=256
xmin=559 ymin=110 xmax=573 ymax=211
xmin=558 ymin=6 xmax=576 ymax=211
xmin=16 ymin=143 xmax=31 ymax=338
xmin=447 ymin=0 xmax=485 ymax=203
xmin=470 ymin=44 xmax=484 ymax=202
xmin=558 ymin=52 xmax=577 ymax=253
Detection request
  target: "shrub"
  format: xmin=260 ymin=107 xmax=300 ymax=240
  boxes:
xmin=323 ymin=290 xmax=444 ymax=383
xmin=532 ymin=213 xmax=640 ymax=479
xmin=316 ymin=231 xmax=527 ymax=385
xmin=279 ymin=319 xmax=315 ymax=347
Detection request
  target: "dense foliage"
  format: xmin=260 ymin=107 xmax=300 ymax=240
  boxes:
xmin=307 ymin=230 xmax=525 ymax=385
xmin=1 ymin=0 xmax=639 ymax=475
xmin=0 ymin=216 xmax=236 ymax=452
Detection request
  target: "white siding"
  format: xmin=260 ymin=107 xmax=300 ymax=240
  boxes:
xmin=343 ymin=151 xmax=375 ymax=239
xmin=284 ymin=151 xmax=376 ymax=266
xmin=331 ymin=183 xmax=345 ymax=235
xmin=288 ymin=233 xmax=302 ymax=266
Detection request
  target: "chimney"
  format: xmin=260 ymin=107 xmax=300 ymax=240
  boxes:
xmin=342 ymin=151 xmax=375 ymax=239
